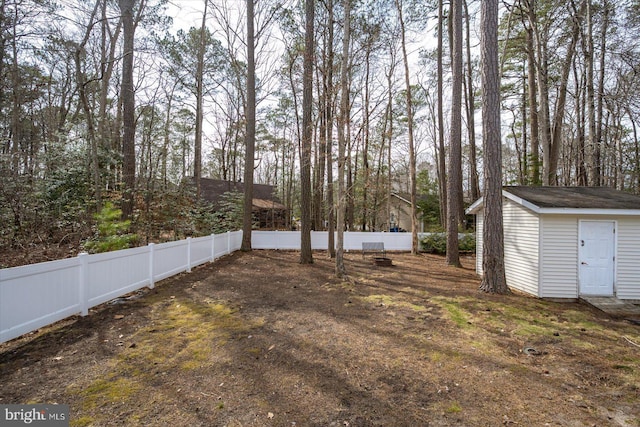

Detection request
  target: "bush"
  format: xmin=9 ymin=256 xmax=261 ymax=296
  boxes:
xmin=84 ymin=202 xmax=138 ymax=253
xmin=420 ymin=233 xmax=475 ymax=254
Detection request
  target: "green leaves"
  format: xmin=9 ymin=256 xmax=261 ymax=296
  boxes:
xmin=84 ymin=203 xmax=138 ymax=253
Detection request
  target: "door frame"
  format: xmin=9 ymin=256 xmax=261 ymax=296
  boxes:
xmin=577 ymin=219 xmax=617 ymax=296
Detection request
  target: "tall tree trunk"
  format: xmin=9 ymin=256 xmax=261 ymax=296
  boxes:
xmin=75 ymin=0 xmax=102 ymax=209
xmin=463 ymin=0 xmax=479 ymax=202
xmin=361 ymin=48 xmax=371 ymax=231
xmin=548 ymin=1 xmax=584 ymax=184
xmin=594 ymin=0 xmax=609 ymax=187
xmin=524 ymin=10 xmax=540 ymax=185
xmin=300 ymin=0 xmax=314 ymax=263
xmin=195 ymin=0 xmax=208 ymax=199
xmin=120 ymin=0 xmax=136 ymax=220
xmin=326 ymin=0 xmax=336 ymax=257
xmin=99 ymin=0 xmax=122 ymax=191
xmin=242 ymin=0 xmax=256 ymax=251
xmin=437 ymin=0 xmax=447 ymax=228
xmin=446 ymin=0 xmax=463 ymax=267
xmin=336 ymin=0 xmax=350 ymax=277
xmin=585 ymin=0 xmax=598 ymax=186
xmin=479 ymin=0 xmax=508 ymax=293
xmin=396 ymin=0 xmax=418 ymax=254
xmin=314 ymin=42 xmax=326 ymax=232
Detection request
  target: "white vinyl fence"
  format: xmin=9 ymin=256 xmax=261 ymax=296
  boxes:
xmin=0 ymin=231 xmax=242 ymax=344
xmin=1 ymin=230 xmax=420 ymax=344
xmin=251 ymin=230 xmax=422 ymax=251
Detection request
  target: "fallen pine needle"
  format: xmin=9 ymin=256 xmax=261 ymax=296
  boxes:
xmin=622 ymin=336 xmax=640 ymax=348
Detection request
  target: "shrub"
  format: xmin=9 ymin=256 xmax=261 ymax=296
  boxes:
xmin=420 ymin=233 xmax=475 ymax=254
xmin=84 ymin=202 xmax=138 ymax=253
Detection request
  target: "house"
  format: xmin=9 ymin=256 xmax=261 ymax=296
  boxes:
xmin=389 ymin=193 xmax=415 ymax=232
xmin=466 ymin=186 xmax=640 ymax=300
xmin=198 ymin=178 xmax=289 ymax=229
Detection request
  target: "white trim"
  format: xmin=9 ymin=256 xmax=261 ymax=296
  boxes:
xmin=466 ymin=197 xmax=483 ymax=214
xmin=536 ymin=208 xmax=640 ymax=216
xmin=391 ymin=192 xmax=413 ymax=206
xmin=537 ymin=216 xmax=544 ymax=298
xmin=502 ymin=191 xmax=543 ymax=213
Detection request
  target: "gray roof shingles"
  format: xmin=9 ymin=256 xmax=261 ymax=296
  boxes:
xmin=504 ymin=186 xmax=640 ymax=210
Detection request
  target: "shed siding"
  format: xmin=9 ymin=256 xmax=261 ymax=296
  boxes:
xmin=476 ymin=211 xmax=484 ymax=275
xmin=540 ymin=216 xmax=579 ymax=298
xmin=502 ymin=199 xmax=540 ymax=296
xmin=614 ymin=217 xmax=640 ymax=299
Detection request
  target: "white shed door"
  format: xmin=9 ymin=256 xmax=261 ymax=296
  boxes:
xmin=578 ymin=220 xmax=615 ymax=296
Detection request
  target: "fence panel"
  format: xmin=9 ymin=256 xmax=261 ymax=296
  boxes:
xmin=343 ymin=232 xmax=413 ymax=251
xmin=229 ymin=230 xmax=243 ymax=251
xmin=252 ymin=231 xmax=299 ymax=250
xmin=0 ymin=258 xmax=82 ymax=343
xmin=191 ymin=236 xmax=213 ymax=267
xmin=213 ymin=234 xmax=229 ymax=258
xmin=86 ymin=246 xmax=151 ymax=308
xmin=153 ymin=240 xmax=189 ymax=282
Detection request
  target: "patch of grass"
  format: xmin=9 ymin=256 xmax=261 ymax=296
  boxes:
xmin=432 ymin=298 xmax=471 ymax=329
xmin=570 ymin=338 xmax=598 ymax=350
xmin=361 ymin=294 xmax=427 ymax=312
xmin=446 ymin=401 xmax=462 ymax=413
xmin=70 ymin=416 xmax=94 ymax=427
xmin=79 ymin=376 xmax=142 ymax=410
xmin=67 ymin=297 xmax=262 ymax=423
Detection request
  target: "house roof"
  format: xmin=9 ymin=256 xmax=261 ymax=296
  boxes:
xmin=467 ymin=186 xmax=640 ymax=216
xmin=197 ymin=178 xmax=286 ymax=210
xmin=252 ymin=198 xmax=287 ymax=210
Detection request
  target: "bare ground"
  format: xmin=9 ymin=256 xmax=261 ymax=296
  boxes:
xmin=1 ymin=251 xmax=639 ymax=426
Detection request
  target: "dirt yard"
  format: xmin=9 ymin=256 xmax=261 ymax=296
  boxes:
xmin=1 ymin=251 xmax=639 ymax=426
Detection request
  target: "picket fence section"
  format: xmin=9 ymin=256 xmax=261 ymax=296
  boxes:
xmin=0 ymin=231 xmax=242 ymax=344
xmin=0 ymin=230 xmax=422 ymax=344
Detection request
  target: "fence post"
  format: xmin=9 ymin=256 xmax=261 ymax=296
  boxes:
xmin=211 ymin=233 xmax=215 ymax=262
xmin=227 ymin=231 xmax=231 ymax=254
xmin=148 ymin=243 xmax=155 ymax=289
xmin=187 ymin=237 xmax=192 ymax=273
xmin=78 ymin=252 xmax=89 ymax=316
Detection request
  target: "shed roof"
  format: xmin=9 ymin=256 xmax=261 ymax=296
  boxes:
xmin=467 ymin=186 xmax=640 ymax=215
xmin=504 ymin=186 xmax=640 ymax=209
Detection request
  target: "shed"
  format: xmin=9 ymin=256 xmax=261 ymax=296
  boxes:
xmin=466 ymin=186 xmax=640 ymax=300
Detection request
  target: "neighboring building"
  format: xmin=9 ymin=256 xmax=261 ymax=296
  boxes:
xmin=467 ymin=186 xmax=640 ymax=300
xmin=388 ymin=193 xmax=418 ymax=232
xmin=198 ymin=178 xmax=288 ymax=230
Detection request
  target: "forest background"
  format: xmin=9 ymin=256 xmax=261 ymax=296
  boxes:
xmin=1 ymin=0 xmax=639 ymax=266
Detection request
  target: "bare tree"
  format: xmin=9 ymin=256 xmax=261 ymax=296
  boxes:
xmin=395 ymin=0 xmax=418 ymax=254
xmin=436 ymin=0 xmax=447 ymax=228
xmin=120 ymin=0 xmax=136 ymax=220
xmin=479 ymin=0 xmax=507 ymax=293
xmin=194 ymin=0 xmax=208 ymax=199
xmin=299 ymin=0 xmax=314 ymax=263
xmin=446 ymin=0 xmax=463 ymax=267
xmin=335 ymin=0 xmax=350 ymax=277
xmin=241 ymin=0 xmax=256 ymax=251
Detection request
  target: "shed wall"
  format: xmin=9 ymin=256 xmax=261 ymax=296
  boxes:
xmin=610 ymin=217 xmax=640 ymax=299
xmin=475 ymin=211 xmax=484 ymax=275
xmin=502 ymin=199 xmax=540 ymax=296
xmin=539 ymin=216 xmax=579 ymax=298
